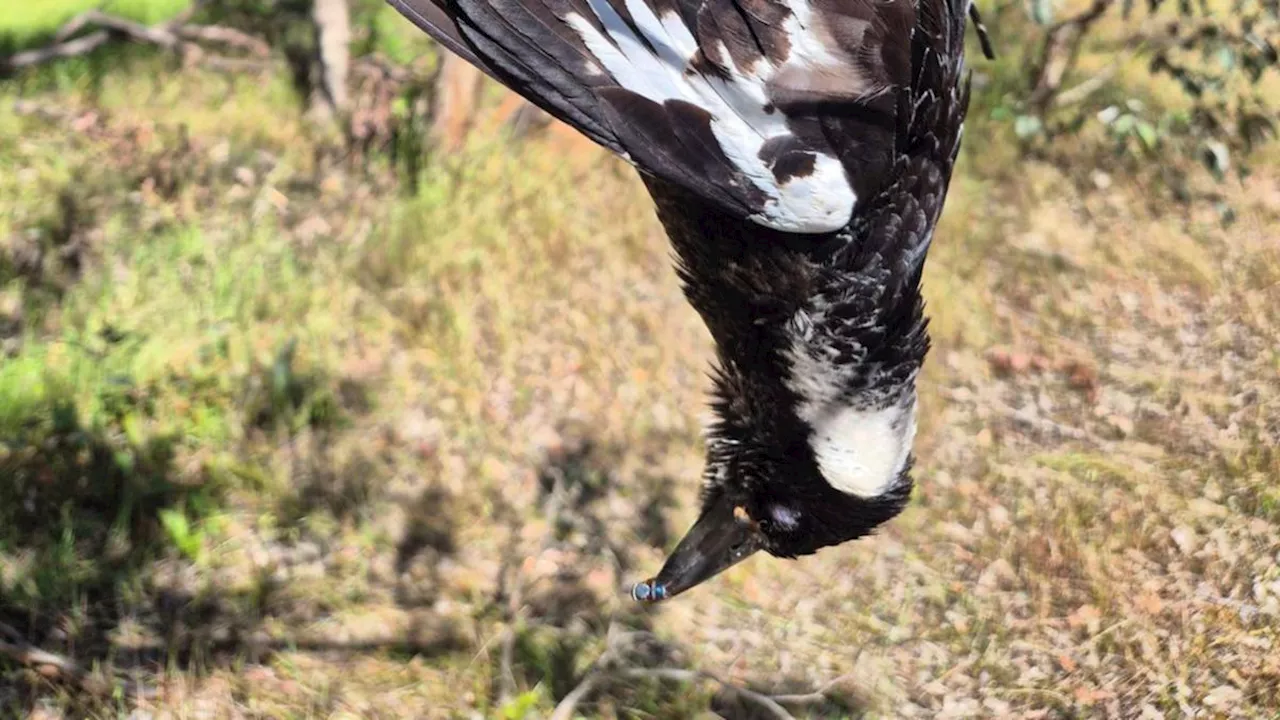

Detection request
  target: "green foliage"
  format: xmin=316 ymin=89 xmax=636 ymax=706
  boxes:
xmin=494 ymin=687 xmax=551 ymax=720
xmin=159 ymin=506 xmax=207 ymax=562
xmin=986 ymin=0 xmax=1279 ymax=208
xmin=0 ymin=351 xmax=211 ymax=612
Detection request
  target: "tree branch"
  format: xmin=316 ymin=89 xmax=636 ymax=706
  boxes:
xmin=1028 ymin=0 xmax=1120 ymax=111
xmin=546 ymin=626 xmax=847 ymax=720
xmin=0 ymin=621 xmax=153 ymax=699
xmin=4 ymin=31 xmax=112 ymax=70
xmin=2 ymin=9 xmax=272 ymax=74
xmin=175 ymin=24 xmax=270 ymax=57
xmin=619 ymin=668 xmax=796 ymax=720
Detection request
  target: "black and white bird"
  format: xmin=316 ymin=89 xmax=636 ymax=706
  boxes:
xmin=388 ymin=0 xmax=990 ymax=601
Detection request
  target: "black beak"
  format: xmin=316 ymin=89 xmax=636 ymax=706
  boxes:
xmin=631 ymin=493 xmax=763 ymax=603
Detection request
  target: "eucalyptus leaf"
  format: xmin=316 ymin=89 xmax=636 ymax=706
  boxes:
xmin=1135 ymin=120 xmax=1160 ymax=149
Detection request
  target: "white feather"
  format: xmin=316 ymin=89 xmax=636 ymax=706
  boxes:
xmin=784 ymin=306 xmax=916 ymax=499
xmin=564 ymin=0 xmax=858 ymax=233
xmin=809 ymin=397 xmax=916 ymax=499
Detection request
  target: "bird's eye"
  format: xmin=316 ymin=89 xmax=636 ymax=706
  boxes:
xmin=769 ymin=505 xmax=801 ymax=530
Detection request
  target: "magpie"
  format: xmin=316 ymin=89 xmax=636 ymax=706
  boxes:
xmin=387 ymin=0 xmax=991 ymax=602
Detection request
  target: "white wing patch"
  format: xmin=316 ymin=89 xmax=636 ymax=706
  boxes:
xmin=564 ymin=0 xmax=858 ymax=233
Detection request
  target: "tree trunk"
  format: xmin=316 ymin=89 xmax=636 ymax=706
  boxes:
xmin=312 ymin=0 xmax=350 ymax=117
xmin=430 ymin=53 xmax=483 ymax=151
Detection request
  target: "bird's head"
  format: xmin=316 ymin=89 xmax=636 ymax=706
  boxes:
xmin=631 ymin=218 xmax=932 ymax=604
xmin=632 ymin=362 xmax=920 ymax=603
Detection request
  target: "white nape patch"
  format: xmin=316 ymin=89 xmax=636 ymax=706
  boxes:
xmin=809 ymin=398 xmax=917 ymax=499
xmin=784 ymin=306 xmax=917 ymax=499
xmin=563 ymin=0 xmax=857 ymax=233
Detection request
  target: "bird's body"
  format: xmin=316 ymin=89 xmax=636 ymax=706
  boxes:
xmin=389 ymin=0 xmax=982 ymax=598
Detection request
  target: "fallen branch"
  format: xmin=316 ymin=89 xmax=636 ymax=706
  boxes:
xmin=2 ymin=9 xmax=271 ymax=73
xmin=548 ymin=668 xmax=607 ymax=720
xmin=174 ymin=24 xmax=269 ymax=57
xmin=4 ymin=31 xmax=112 ymax=70
xmin=0 ymin=622 xmax=153 ymax=699
xmin=547 ymin=627 xmax=846 ymax=720
xmin=766 ymin=673 xmax=856 ymax=705
xmin=53 ymin=10 xmax=180 ymax=49
xmin=620 ymin=668 xmax=795 ymax=720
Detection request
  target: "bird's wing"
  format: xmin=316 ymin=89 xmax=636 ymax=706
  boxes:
xmin=388 ymin=0 xmax=922 ymax=233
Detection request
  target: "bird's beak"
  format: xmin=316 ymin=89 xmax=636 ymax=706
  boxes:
xmin=631 ymin=493 xmax=763 ymax=603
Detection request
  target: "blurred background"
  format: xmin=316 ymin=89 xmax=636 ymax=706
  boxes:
xmin=1 ymin=0 xmax=1278 ymax=717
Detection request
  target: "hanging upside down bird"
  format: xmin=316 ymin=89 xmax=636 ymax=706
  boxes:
xmin=387 ymin=0 xmax=993 ymax=602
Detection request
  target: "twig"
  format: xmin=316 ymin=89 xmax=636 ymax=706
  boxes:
xmin=3 ymin=9 xmax=272 ymax=73
xmin=497 ymin=621 xmax=520 ymax=704
xmin=1053 ymin=61 xmax=1122 ymax=107
xmin=989 ymin=398 xmax=1097 ymax=443
xmin=57 ymin=10 xmax=180 ymax=48
xmin=767 ymin=673 xmax=856 ymax=705
xmin=620 ymin=668 xmax=795 ymax=720
xmin=548 ymin=669 xmax=607 ymax=720
xmin=1028 ymin=0 xmax=1120 ymax=111
xmin=174 ymin=25 xmax=270 ymax=57
xmin=0 ymin=625 xmax=154 ymax=699
xmin=547 ymin=626 xmax=652 ymax=720
xmin=546 ymin=622 xmax=846 ymax=720
xmin=492 ymin=547 xmax=527 ymax=706
xmin=0 ymin=639 xmax=86 ymax=677
xmin=5 ymin=31 xmax=111 ymax=70
xmin=52 ymin=11 xmax=102 ymax=43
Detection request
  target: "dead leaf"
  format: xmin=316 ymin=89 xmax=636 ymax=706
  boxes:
xmin=1136 ymin=592 xmax=1164 ymax=615
xmin=1067 ymin=604 xmax=1102 ymax=632
xmin=987 ymin=347 xmax=1014 ymax=374
xmin=1073 ymin=686 xmax=1112 ymax=704
xmin=1062 ymin=359 xmax=1100 ymax=401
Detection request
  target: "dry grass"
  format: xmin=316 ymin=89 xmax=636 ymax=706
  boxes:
xmin=2 ymin=39 xmax=1279 ymax=720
